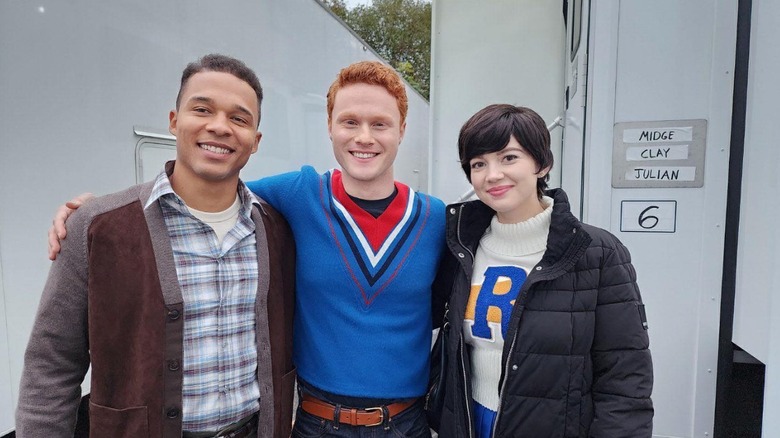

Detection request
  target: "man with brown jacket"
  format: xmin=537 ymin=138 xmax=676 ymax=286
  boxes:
xmin=16 ymin=54 xmax=295 ymax=438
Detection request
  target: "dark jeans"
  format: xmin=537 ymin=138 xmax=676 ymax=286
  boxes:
xmin=292 ymin=384 xmax=431 ymax=438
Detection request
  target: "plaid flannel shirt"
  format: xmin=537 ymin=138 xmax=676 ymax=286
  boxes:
xmin=145 ymin=170 xmax=260 ymax=431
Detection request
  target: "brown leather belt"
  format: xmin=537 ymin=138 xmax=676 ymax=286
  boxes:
xmin=300 ymin=393 xmax=417 ymax=427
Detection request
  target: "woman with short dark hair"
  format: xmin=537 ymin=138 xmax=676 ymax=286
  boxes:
xmin=432 ymin=104 xmax=654 ymax=437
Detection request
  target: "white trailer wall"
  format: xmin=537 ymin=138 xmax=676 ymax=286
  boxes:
xmin=432 ymin=0 xmax=752 ymax=437
xmin=733 ymin=0 xmax=780 ymax=433
xmin=583 ymin=1 xmax=736 ymax=436
xmin=429 ymin=0 xmax=565 ymax=202
xmin=0 ymin=0 xmax=429 ymax=433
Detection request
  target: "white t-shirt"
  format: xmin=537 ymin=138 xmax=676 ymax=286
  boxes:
xmin=187 ymin=194 xmax=241 ymax=247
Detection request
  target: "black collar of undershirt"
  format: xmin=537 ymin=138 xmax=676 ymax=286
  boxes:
xmin=348 ymin=187 xmax=399 ymax=218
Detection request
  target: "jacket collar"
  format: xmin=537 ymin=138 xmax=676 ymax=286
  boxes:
xmin=542 ymin=188 xmax=584 ymax=265
xmin=446 ymin=200 xmax=493 ymax=254
xmin=448 ymin=188 xmax=587 ymax=266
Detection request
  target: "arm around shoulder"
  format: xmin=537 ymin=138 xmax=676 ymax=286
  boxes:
xmin=245 ymin=168 xmax=311 ymax=214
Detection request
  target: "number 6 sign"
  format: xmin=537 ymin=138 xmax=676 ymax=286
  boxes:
xmin=620 ymin=200 xmax=677 ymax=233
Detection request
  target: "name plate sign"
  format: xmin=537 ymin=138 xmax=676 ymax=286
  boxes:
xmin=613 ymin=119 xmax=707 ymax=188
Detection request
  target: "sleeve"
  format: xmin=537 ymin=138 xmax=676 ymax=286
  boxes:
xmin=16 ymin=212 xmax=92 ymax=437
xmin=431 ymin=242 xmax=455 ymax=328
xmin=245 ymin=169 xmax=307 ymax=215
xmin=429 ymin=199 xmax=451 ymax=328
xmin=431 ymin=259 xmax=453 ymax=329
xmin=589 ymin=237 xmax=654 ymax=437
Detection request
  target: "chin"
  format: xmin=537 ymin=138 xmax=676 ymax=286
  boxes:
xmin=343 ymin=168 xmax=376 ymax=181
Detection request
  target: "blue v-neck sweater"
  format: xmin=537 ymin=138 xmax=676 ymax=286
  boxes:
xmin=247 ymin=166 xmax=445 ymax=398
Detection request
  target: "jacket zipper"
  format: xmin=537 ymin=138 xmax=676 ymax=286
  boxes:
xmin=455 ymin=201 xmax=523 ymax=438
xmin=455 ymin=204 xmax=475 ymax=263
xmin=459 ymin=335 xmax=474 ymax=438
xmin=490 ymin=231 xmax=588 ymax=436
xmin=455 ymin=205 xmax=475 ymax=438
xmin=489 ymin=269 xmax=547 ymax=438
xmin=490 ymin=319 xmax=521 ymax=438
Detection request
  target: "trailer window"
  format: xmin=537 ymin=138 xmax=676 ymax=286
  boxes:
xmin=570 ymin=0 xmax=582 ymax=61
xmin=135 ymin=139 xmax=176 ymax=183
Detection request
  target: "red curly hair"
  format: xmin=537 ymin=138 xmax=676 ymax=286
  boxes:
xmin=326 ymin=61 xmax=408 ymax=124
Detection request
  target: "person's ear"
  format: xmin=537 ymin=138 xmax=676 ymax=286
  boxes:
xmin=168 ymin=110 xmax=178 ymax=136
xmin=252 ymin=131 xmax=262 ymax=154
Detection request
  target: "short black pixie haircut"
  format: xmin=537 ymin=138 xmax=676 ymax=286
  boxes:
xmin=458 ymin=104 xmax=553 ymax=199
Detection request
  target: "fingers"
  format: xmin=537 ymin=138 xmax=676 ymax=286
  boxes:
xmin=47 ymin=226 xmax=61 ymax=261
xmin=65 ymin=192 xmax=94 ymax=210
xmin=53 ymin=205 xmax=73 ymax=239
xmin=48 ymin=205 xmax=72 ymax=261
xmin=47 ymin=192 xmax=94 ymax=261
xmin=57 ymin=192 xmax=92 ymax=236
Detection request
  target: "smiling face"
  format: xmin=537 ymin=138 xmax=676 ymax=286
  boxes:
xmin=469 ymin=136 xmax=549 ymax=224
xmin=168 ymin=70 xmax=261 ymax=192
xmin=328 ymin=83 xmax=406 ymax=199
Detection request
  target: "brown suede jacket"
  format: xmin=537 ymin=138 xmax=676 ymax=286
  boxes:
xmin=16 ymin=180 xmax=296 ymax=438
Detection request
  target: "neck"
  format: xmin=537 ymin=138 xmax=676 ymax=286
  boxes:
xmin=496 ymin=197 xmax=546 ymax=224
xmin=169 ymin=171 xmax=239 ymax=212
xmin=340 ymin=171 xmax=396 ymax=200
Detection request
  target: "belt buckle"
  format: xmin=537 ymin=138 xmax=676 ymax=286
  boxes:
xmin=363 ymin=406 xmax=384 ymax=427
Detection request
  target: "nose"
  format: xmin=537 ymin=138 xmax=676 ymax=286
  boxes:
xmin=486 ymin=162 xmax=504 ymax=182
xmin=206 ymin=113 xmax=232 ymax=136
xmin=354 ymin=124 xmax=373 ymax=145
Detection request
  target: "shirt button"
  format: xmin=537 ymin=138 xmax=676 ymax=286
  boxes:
xmin=512 ymin=364 xmax=518 ymax=371
xmin=449 ymin=208 xmax=456 ymax=215
xmin=167 ymin=309 xmax=180 ymax=321
xmin=167 ymin=360 xmax=180 ymax=371
xmin=458 ymin=253 xmax=465 ymax=258
xmin=166 ymin=408 xmax=179 ymax=418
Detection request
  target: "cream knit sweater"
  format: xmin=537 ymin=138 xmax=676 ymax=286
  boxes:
xmin=463 ymin=197 xmax=553 ymax=410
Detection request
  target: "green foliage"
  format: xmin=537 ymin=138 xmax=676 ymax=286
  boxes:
xmin=322 ymin=0 xmax=431 ymax=100
xmin=322 ymin=0 xmax=349 ymax=18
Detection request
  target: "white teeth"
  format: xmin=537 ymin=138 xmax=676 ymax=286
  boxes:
xmin=352 ymin=152 xmax=377 ymax=159
xmin=199 ymin=143 xmax=231 ymax=154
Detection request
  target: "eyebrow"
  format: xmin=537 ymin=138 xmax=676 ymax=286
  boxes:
xmin=499 ymin=145 xmax=525 ymax=154
xmin=189 ymin=96 xmax=255 ymax=121
xmin=336 ymin=111 xmax=360 ymax=121
xmin=337 ymin=111 xmax=394 ymax=123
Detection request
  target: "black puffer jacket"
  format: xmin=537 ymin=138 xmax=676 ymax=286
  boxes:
xmin=432 ymin=188 xmax=653 ymax=437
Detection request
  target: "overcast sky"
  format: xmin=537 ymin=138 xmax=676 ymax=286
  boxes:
xmin=343 ymin=0 xmax=373 ymax=8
